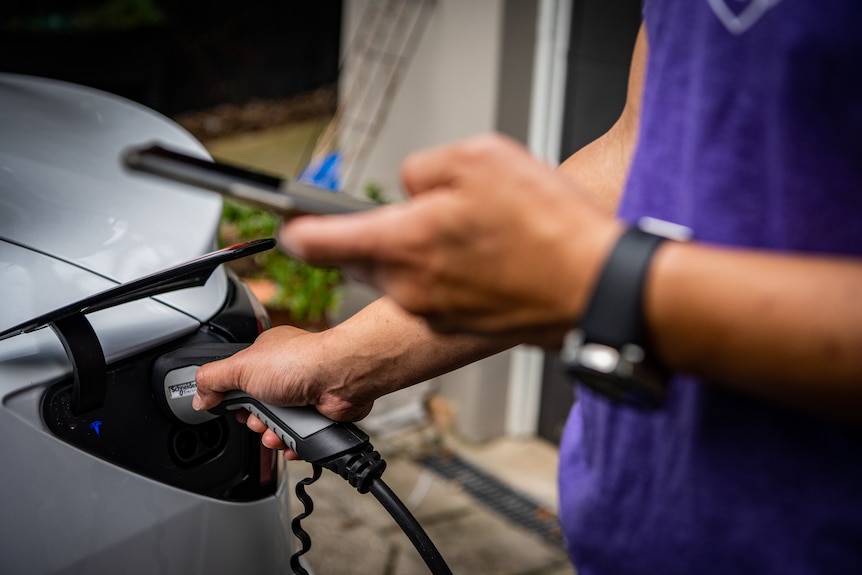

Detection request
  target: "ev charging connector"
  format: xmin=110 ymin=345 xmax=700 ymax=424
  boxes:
xmin=152 ymin=343 xmax=452 ymax=575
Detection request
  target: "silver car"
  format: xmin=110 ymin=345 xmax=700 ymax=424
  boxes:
xmin=0 ymin=73 xmax=295 ymax=575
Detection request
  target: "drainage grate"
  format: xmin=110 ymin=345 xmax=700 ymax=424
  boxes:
xmin=416 ymin=450 xmax=565 ymax=549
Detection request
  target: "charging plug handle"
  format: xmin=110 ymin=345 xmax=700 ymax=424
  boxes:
xmin=215 ymin=392 xmax=371 ymax=465
xmin=153 ymin=343 xmax=371 ymax=465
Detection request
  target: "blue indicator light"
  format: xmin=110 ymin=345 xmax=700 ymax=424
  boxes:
xmin=89 ymin=420 xmax=103 ymax=437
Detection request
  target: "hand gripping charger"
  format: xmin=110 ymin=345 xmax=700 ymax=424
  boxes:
xmin=152 ymin=343 xmax=371 ymax=469
xmin=152 ymin=343 xmax=452 ymax=575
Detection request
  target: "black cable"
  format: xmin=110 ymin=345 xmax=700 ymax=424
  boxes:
xmin=369 ymin=478 xmax=453 ymax=575
xmin=290 ymin=445 xmax=452 ymax=574
xmin=290 ymin=464 xmax=322 ymax=575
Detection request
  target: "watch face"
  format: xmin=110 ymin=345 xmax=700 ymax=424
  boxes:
xmin=574 ymin=343 xmax=628 ymax=375
xmin=562 ymin=336 xmax=669 ymax=408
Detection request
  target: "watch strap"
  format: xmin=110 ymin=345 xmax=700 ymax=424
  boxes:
xmin=578 ymin=226 xmax=666 ymax=348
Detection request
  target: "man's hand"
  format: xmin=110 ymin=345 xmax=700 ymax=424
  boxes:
xmin=281 ymin=134 xmax=620 ymax=343
xmin=193 ymin=325 xmax=379 ymax=452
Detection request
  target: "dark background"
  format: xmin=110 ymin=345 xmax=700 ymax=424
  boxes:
xmin=0 ymin=0 xmax=342 ymax=115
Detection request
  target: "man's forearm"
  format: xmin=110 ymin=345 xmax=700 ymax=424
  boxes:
xmin=648 ymin=241 xmax=862 ymax=424
xmin=324 ymin=295 xmax=512 ymax=394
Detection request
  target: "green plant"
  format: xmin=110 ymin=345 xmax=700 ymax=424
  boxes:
xmin=218 ymin=181 xmax=387 ymax=324
xmin=218 ymin=201 xmax=343 ymax=324
xmin=363 ymin=181 xmax=386 ymax=205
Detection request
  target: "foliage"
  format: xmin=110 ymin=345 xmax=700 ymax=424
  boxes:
xmin=219 ymin=201 xmax=342 ymax=324
xmin=218 ymin=181 xmax=388 ymax=323
xmin=363 ymin=181 xmax=386 ymax=205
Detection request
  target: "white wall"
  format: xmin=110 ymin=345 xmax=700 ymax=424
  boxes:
xmin=340 ymin=0 xmax=548 ymax=443
xmin=343 ymin=0 xmax=505 ymax=198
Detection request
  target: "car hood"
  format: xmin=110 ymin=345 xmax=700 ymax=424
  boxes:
xmin=0 ymin=73 xmax=229 ymax=347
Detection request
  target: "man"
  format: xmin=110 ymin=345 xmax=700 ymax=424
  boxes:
xmin=196 ymin=2 xmax=862 ymax=572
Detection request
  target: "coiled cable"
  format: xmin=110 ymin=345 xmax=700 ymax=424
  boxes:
xmin=289 ymin=464 xmax=322 ymax=575
xmin=288 ymin=446 xmax=453 ymax=575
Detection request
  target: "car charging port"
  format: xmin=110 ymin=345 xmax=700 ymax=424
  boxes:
xmin=169 ymin=419 xmax=227 ymax=467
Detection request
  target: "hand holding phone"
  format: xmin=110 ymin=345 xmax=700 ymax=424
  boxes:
xmin=123 ymin=143 xmax=376 ymax=217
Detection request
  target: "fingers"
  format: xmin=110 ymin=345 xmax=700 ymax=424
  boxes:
xmin=245 ymin=412 xmax=309 ymax=458
xmin=261 ymin=429 xmax=285 ymax=450
xmin=400 ymin=143 xmax=460 ymax=198
xmin=399 ymin=133 xmax=522 ymax=198
xmin=280 ymin=206 xmax=405 ymax=266
xmin=249 ymin=415 xmax=300 ymax=458
xmin=280 ymin=134 xmax=522 ymax=266
xmin=243 ymin=411 xmax=289 ymax=450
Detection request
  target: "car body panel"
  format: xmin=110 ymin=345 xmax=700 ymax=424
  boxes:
xmin=0 ymin=73 xmax=228 ymax=331
xmin=3 ymin=378 xmax=291 ymax=575
xmin=0 ymin=74 xmax=294 ymax=574
xmin=0 ymin=240 xmax=202 ymax=365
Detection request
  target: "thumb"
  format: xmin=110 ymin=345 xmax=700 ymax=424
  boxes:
xmin=193 ymin=357 xmax=239 ymax=411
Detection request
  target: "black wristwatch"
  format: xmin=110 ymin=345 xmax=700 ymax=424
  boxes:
xmin=560 ymin=217 xmax=692 ymax=407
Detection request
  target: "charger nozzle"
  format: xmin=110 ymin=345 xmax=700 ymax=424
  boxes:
xmin=152 ymin=343 xmax=371 ymax=465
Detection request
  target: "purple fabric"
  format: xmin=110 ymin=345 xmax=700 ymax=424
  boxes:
xmin=558 ymin=1 xmax=862 ymax=573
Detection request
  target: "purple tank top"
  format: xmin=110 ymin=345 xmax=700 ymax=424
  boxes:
xmin=558 ymin=2 xmax=862 ymax=573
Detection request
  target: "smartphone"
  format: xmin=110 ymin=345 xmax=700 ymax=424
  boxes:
xmin=123 ymin=143 xmax=375 ymax=217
